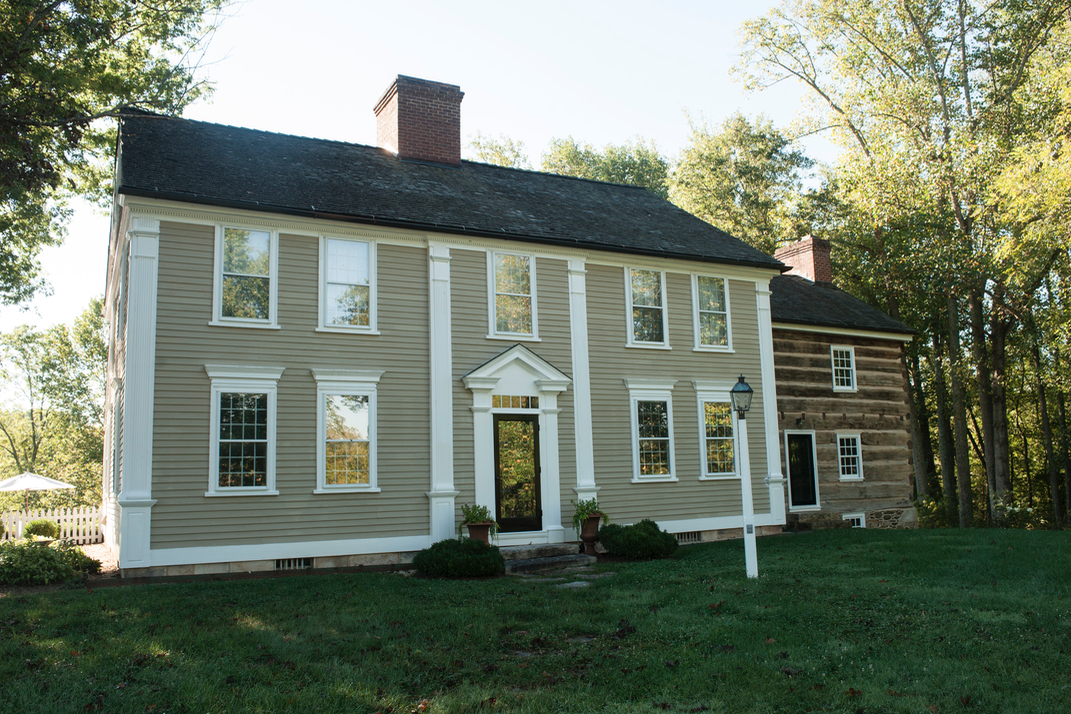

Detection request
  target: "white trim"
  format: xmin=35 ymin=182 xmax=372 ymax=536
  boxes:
xmin=756 ymin=282 xmax=786 ymax=525
xmin=842 ymin=512 xmax=866 ymax=528
xmin=651 ymin=512 xmax=782 ymax=534
xmin=211 ymin=225 xmax=279 ymax=328
xmin=427 ymin=242 xmax=455 ymax=542
xmin=623 ymin=378 xmax=678 ymax=391
xmin=626 ymin=381 xmax=677 ymax=483
xmin=318 ymin=235 xmax=378 ymax=333
xmin=831 ymin=344 xmax=858 ymax=392
xmin=784 ymin=429 xmax=821 ymax=512
xmin=205 ymin=367 xmax=284 ymax=497
xmin=487 ymin=250 xmax=539 ymax=339
xmin=313 ymin=369 xmax=384 ymax=494
xmin=568 ymin=259 xmax=598 ymax=501
xmin=692 ymin=379 xmax=740 ymax=480
xmin=625 ymin=267 xmax=670 ymax=348
xmin=691 ymin=274 xmax=734 ymax=352
xmin=836 ymin=432 xmax=864 ymax=481
xmin=146 ymin=534 xmax=432 ymax=568
xmin=774 ymin=321 xmax=915 ymax=343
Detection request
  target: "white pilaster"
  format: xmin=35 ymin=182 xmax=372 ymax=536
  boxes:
xmin=464 ymin=377 xmax=499 ymax=510
xmin=117 ymin=215 xmax=160 ymax=569
xmin=567 ymin=259 xmax=598 ymax=501
xmin=536 ymin=380 xmax=570 ymax=541
xmin=427 ymin=241 xmax=458 ymax=542
xmin=756 ymin=281 xmax=786 ymax=524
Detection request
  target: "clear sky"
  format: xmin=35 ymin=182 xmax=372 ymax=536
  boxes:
xmin=0 ymin=0 xmax=830 ymax=333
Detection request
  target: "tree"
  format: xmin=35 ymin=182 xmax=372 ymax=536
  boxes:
xmin=541 ymin=136 xmax=670 ymax=198
xmin=670 ymin=113 xmax=815 ymax=254
xmin=467 ymin=132 xmax=532 ymax=169
xmin=0 ymin=0 xmax=225 ymax=304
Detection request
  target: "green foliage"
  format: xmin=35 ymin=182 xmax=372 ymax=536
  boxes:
xmin=542 ymin=136 xmax=669 ymax=198
xmin=53 ymin=539 xmax=101 ymax=574
xmin=0 ymin=540 xmax=77 ymax=585
xmin=412 ymin=537 xmax=505 ymax=578
xmin=598 ymin=519 xmax=678 ymax=559
xmin=457 ymin=503 xmax=499 ymax=539
xmin=22 ymin=519 xmax=59 ymax=539
xmin=467 ymin=132 xmax=532 ymax=169
xmin=569 ymin=498 xmax=608 ymax=538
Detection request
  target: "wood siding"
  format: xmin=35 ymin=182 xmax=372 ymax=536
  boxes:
xmin=150 ymin=222 xmax=431 ymax=549
xmin=585 ymin=263 xmax=770 ymax=525
xmin=773 ymin=330 xmax=913 ymax=515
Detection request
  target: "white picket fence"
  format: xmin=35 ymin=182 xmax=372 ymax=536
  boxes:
xmin=0 ymin=507 xmax=103 ymax=545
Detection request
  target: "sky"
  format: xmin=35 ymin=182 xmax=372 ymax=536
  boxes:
xmin=0 ymin=0 xmax=834 ymax=333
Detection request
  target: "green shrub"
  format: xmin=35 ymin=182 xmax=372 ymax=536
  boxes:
xmin=0 ymin=541 xmax=78 ymax=585
xmin=598 ymin=519 xmax=678 ymax=560
xmin=54 ymin=540 xmax=102 ymax=574
xmin=23 ymin=519 xmax=59 ymax=539
xmin=413 ymin=537 xmax=505 ymax=577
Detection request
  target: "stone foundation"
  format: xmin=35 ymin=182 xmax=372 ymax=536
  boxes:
xmin=121 ymin=550 xmax=417 ymax=579
xmin=868 ymin=507 xmax=918 ymax=529
xmin=786 ymin=507 xmax=918 ymax=530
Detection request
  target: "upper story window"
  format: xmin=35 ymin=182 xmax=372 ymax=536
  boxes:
xmin=624 ymin=378 xmax=678 ymax=482
xmin=320 ymin=237 xmax=377 ymax=333
xmin=213 ymin=226 xmax=279 ymax=328
xmin=692 ymin=275 xmax=732 ymax=350
xmin=489 ymin=252 xmax=537 ymax=338
xmin=831 ymin=345 xmax=857 ymax=392
xmin=627 ymin=268 xmax=668 ymax=347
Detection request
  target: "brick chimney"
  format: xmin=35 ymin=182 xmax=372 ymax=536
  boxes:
xmin=373 ymin=75 xmax=464 ymax=166
xmin=774 ymin=236 xmax=833 ymax=283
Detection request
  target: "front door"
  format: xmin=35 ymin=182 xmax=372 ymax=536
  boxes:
xmin=494 ymin=414 xmax=541 ymax=532
xmin=786 ymin=433 xmax=819 ymax=509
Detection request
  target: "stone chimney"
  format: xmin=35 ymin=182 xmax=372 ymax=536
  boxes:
xmin=774 ymin=235 xmax=833 ymax=284
xmin=373 ymin=75 xmax=464 ymax=166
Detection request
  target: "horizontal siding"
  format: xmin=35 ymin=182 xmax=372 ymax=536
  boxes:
xmin=586 ymin=263 xmax=770 ymax=525
xmin=151 ymin=221 xmax=431 ymax=549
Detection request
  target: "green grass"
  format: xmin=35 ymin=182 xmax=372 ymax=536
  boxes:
xmin=1 ymin=529 xmax=1068 ymax=713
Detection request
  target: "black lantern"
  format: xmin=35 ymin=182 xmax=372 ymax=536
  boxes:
xmin=729 ymin=375 xmax=753 ymax=418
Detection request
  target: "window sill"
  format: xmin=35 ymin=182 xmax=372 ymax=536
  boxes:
xmin=631 ymin=475 xmax=679 ymax=484
xmin=832 ymin=387 xmax=858 ymax=393
xmin=625 ymin=342 xmax=672 ymax=350
xmin=205 ymin=489 xmax=280 ymax=497
xmin=789 ymin=505 xmax=821 ymax=513
xmin=699 ymin=474 xmax=740 ymax=481
xmin=315 ymin=326 xmax=381 ymax=335
xmin=838 ymin=476 xmax=864 ymax=482
xmin=693 ymin=346 xmax=734 ymax=354
xmin=486 ymin=333 xmax=541 ymax=342
xmin=313 ymin=486 xmax=382 ymax=494
xmin=208 ymin=320 xmax=281 ymax=331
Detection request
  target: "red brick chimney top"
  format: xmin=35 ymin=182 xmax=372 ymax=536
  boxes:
xmin=374 ymin=75 xmax=464 ymax=166
xmin=774 ymin=236 xmax=833 ymax=284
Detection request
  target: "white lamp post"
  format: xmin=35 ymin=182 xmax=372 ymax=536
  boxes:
xmin=729 ymin=375 xmax=759 ymax=579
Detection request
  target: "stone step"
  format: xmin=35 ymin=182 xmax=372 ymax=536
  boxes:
xmin=505 ymin=553 xmax=596 ymax=575
xmin=497 ymin=543 xmax=580 ymax=561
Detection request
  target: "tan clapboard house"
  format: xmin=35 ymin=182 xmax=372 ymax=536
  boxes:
xmin=102 ymin=76 xmax=912 ymax=576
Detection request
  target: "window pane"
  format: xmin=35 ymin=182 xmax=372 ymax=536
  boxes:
xmin=218 ymin=441 xmax=267 ymax=488
xmin=833 ymin=349 xmax=854 ymax=388
xmin=222 ymin=274 xmax=270 ymax=319
xmin=700 ymin=313 xmax=727 ymax=347
xmin=697 ymin=276 xmax=725 ymax=312
xmin=639 ymin=439 xmax=669 ymax=475
xmin=223 ymin=228 xmax=270 ymax=276
xmin=631 ymin=270 xmax=662 ymax=307
xmin=326 ymin=239 xmax=369 ymax=285
xmin=326 ymin=394 xmax=369 ymax=441
xmin=325 ymin=441 xmax=370 ymax=485
xmin=707 ymin=440 xmax=735 ymax=474
xmin=496 ymin=294 xmax=532 ymax=333
xmin=495 ymin=254 xmax=530 ymax=295
xmin=632 ymin=306 xmax=664 ymax=343
xmin=839 ymin=437 xmax=860 ymax=477
xmin=704 ymin=402 xmax=733 ymax=438
xmin=637 ymin=401 xmax=669 ymax=438
xmin=327 ymin=283 xmax=370 ymax=326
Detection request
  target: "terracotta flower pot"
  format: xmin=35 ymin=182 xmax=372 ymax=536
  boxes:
xmin=579 ymin=513 xmax=604 ymax=555
xmin=465 ymin=521 xmax=494 ymax=545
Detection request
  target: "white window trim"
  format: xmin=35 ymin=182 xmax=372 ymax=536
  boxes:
xmin=486 ymin=250 xmax=539 ymax=341
xmin=204 ymin=364 xmax=285 ymax=497
xmin=842 ymin=512 xmax=866 ymax=528
xmin=625 ymin=378 xmax=677 ymax=482
xmin=831 ymin=345 xmax=858 ymax=392
xmin=210 ymin=225 xmax=281 ymax=329
xmin=317 ymin=235 xmax=380 ymax=335
xmin=313 ymin=369 xmax=384 ymax=494
xmin=693 ymin=380 xmax=740 ymax=480
xmin=690 ymin=274 xmax=734 ymax=352
xmin=836 ymin=432 xmax=864 ymax=481
xmin=625 ymin=267 xmax=670 ymax=349
xmin=784 ymin=429 xmax=821 ymax=512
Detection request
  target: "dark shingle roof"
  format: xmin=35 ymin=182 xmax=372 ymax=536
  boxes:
xmin=769 ymin=275 xmax=913 ymax=336
xmin=116 ymin=113 xmax=783 ymax=270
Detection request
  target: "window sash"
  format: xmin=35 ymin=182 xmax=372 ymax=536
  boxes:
xmin=221 ymin=228 xmax=272 ymax=320
xmin=325 ymin=239 xmax=372 ymax=328
xmin=696 ymin=276 xmax=728 ymax=347
xmin=324 ymin=393 xmax=370 ymax=486
xmin=629 ymin=269 xmax=665 ymax=344
xmin=832 ymin=348 xmax=856 ymax=389
xmin=838 ymin=435 xmax=862 ymax=479
xmin=217 ymin=392 xmax=269 ymax=489
xmin=493 ymin=253 xmax=534 ymax=335
xmin=703 ymin=401 xmax=735 ymax=475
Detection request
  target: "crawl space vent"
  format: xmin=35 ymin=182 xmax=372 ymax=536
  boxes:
xmin=275 ymin=557 xmax=313 ymax=571
xmin=674 ymin=531 xmax=702 ymax=545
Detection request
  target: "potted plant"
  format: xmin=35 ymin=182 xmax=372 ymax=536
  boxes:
xmin=571 ymin=498 xmax=608 ymax=555
xmin=458 ymin=503 xmax=499 ymax=545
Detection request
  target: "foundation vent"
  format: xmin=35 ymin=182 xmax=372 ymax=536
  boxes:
xmin=275 ymin=557 xmax=313 ymax=571
xmin=674 ymin=531 xmax=703 ymax=545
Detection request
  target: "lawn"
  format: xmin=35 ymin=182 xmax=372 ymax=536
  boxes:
xmin=0 ymin=528 xmax=1068 ymax=714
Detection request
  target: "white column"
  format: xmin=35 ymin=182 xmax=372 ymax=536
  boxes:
xmin=738 ymin=411 xmax=759 ymax=578
xmin=756 ymin=281 xmax=786 ymax=524
xmin=536 ymin=379 xmax=570 ymax=542
xmin=463 ymin=377 xmax=498 ymax=510
xmin=117 ymin=215 xmax=160 ymax=569
xmin=567 ymin=258 xmax=598 ymax=501
xmin=427 ymin=242 xmax=458 ymax=543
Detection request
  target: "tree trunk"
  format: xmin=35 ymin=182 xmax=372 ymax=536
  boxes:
xmin=970 ymin=288 xmax=996 ymax=516
xmin=1058 ymin=386 xmax=1071 ymax=523
xmin=912 ymin=350 xmax=938 ymax=482
xmin=933 ymin=331 xmax=957 ymax=523
xmin=991 ymin=284 xmax=1011 ymax=504
xmin=1031 ymin=329 xmax=1063 ymax=527
xmin=905 ymin=347 xmax=929 ymax=499
xmin=948 ymin=296 xmax=973 ymax=527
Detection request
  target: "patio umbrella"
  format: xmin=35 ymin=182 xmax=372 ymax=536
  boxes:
xmin=0 ymin=472 xmax=74 ymax=511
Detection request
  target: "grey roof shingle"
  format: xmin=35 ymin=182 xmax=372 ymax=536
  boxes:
xmin=116 ymin=113 xmax=783 ymax=270
xmin=769 ymin=275 xmax=913 ymax=335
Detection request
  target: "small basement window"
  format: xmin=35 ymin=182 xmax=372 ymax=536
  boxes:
xmin=842 ymin=513 xmax=866 ymax=528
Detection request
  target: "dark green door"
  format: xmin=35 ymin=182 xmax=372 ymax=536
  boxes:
xmin=494 ymin=415 xmax=541 ymax=532
xmin=787 ymin=433 xmax=818 ymax=508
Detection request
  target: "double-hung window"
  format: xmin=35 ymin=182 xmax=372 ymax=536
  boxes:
xmin=693 ymin=380 xmax=739 ymax=480
xmin=205 ymin=365 xmax=284 ymax=496
xmin=214 ymin=226 xmax=279 ymax=327
xmin=625 ymin=379 xmax=677 ymax=482
xmin=313 ymin=369 xmax=384 ymax=493
xmin=831 ymin=345 xmax=857 ymax=391
xmin=837 ymin=433 xmax=863 ymax=481
xmin=626 ymin=268 xmax=668 ymax=347
xmin=320 ymin=237 xmax=377 ymax=333
xmin=692 ymin=275 xmax=731 ymax=350
xmin=489 ymin=252 xmax=537 ymax=338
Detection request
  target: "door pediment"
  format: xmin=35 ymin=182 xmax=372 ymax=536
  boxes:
xmin=462 ymin=344 xmax=571 ymax=394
